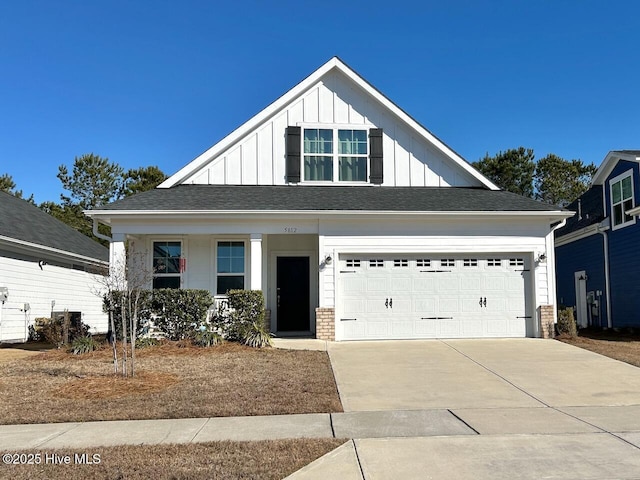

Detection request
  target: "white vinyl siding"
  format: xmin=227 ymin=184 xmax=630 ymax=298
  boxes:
xmin=0 ymin=255 xmax=108 ymax=342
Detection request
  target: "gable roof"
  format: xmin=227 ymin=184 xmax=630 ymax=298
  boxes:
xmin=158 ymin=57 xmax=499 ymax=191
xmin=592 ymin=150 xmax=640 ymax=185
xmin=89 ymin=185 xmax=568 ymax=221
xmin=0 ymin=191 xmax=108 ymax=263
xmin=554 ymin=186 xmax=604 ymax=237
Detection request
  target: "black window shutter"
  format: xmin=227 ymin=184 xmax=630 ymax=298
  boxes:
xmin=369 ymin=128 xmax=383 ymax=184
xmin=285 ymin=126 xmax=301 ymax=183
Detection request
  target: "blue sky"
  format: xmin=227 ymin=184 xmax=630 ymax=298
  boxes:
xmin=1 ymin=0 xmax=638 ymax=204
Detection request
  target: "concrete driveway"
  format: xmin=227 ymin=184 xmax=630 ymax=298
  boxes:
xmin=288 ymin=338 xmax=640 ymax=479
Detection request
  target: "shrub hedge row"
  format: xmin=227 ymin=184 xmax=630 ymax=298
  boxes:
xmin=103 ymin=289 xmax=270 ymax=345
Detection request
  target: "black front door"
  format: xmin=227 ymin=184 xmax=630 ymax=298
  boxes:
xmin=276 ymin=256 xmax=310 ymax=332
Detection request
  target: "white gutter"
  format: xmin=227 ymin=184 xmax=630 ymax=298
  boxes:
xmin=92 ymin=218 xmax=113 ymax=243
xmin=87 ymin=209 xmax=574 ymax=218
xmin=0 ymin=235 xmax=108 ymax=266
xmin=597 ymin=221 xmax=612 ymax=328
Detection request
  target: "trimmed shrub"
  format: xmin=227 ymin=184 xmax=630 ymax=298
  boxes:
xmin=216 ymin=290 xmax=266 ymax=342
xmin=151 ymin=289 xmax=213 ymax=341
xmin=557 ymin=307 xmax=577 ymax=337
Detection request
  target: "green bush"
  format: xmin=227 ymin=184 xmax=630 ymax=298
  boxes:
xmin=192 ymin=325 xmax=224 ymax=347
xmin=214 ymin=290 xmax=266 ymax=342
xmin=151 ymin=289 xmax=213 ymax=340
xmin=35 ymin=313 xmax=90 ymax=347
xmin=135 ymin=337 xmax=160 ymax=349
xmin=557 ymin=307 xmax=577 ymax=337
xmin=241 ymin=320 xmax=273 ymax=348
xmin=103 ymin=290 xmax=153 ymax=341
xmin=71 ymin=335 xmax=101 ymax=354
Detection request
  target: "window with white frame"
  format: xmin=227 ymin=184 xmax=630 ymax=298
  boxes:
xmin=610 ymin=171 xmax=634 ymax=228
xmin=303 ymin=128 xmax=368 ymax=182
xmin=153 ymin=241 xmax=182 ymax=289
xmin=216 ymin=241 xmax=245 ymax=294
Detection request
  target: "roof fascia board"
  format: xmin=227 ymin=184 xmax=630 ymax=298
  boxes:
xmin=554 ymin=224 xmax=601 ymax=247
xmin=159 ymin=57 xmax=499 ymax=190
xmin=0 ymin=235 xmax=108 ymax=266
xmin=88 ymin=210 xmax=573 ymax=223
xmin=592 ymin=151 xmax=640 ymax=185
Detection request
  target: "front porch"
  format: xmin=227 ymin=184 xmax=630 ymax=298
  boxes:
xmin=112 ymin=232 xmax=327 ymax=338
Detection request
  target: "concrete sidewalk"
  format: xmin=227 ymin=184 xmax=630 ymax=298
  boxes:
xmin=0 ymin=409 xmax=476 ymax=451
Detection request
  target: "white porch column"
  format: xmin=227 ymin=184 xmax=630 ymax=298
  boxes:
xmin=110 ymin=233 xmax=126 ymax=280
xmin=250 ymin=234 xmax=263 ymax=291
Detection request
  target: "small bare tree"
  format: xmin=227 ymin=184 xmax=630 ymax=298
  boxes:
xmin=95 ymin=241 xmax=153 ymax=377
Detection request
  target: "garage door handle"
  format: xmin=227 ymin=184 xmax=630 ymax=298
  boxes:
xmin=385 ymin=298 xmax=389 ymax=308
xmin=479 ymin=297 xmax=486 ymax=307
xmin=385 ymin=298 xmax=393 ymax=309
xmin=389 ymin=298 xmax=393 ymax=308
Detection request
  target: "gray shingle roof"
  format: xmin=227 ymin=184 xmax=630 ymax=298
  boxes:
xmin=96 ymin=185 xmax=563 ymax=213
xmin=0 ymin=191 xmax=109 ymax=262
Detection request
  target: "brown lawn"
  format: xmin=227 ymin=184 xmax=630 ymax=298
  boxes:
xmin=0 ymin=341 xmax=343 ymax=425
xmin=0 ymin=439 xmax=347 ymax=480
xmin=557 ymin=329 xmax=640 ymax=368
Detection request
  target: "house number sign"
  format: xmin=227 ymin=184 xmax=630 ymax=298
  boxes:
xmin=284 ymin=227 xmax=298 ymax=233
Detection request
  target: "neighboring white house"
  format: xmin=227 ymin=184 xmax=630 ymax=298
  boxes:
xmin=87 ymin=57 xmax=572 ymax=341
xmin=0 ymin=191 xmax=109 ymax=342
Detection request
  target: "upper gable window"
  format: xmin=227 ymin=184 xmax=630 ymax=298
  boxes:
xmin=610 ymin=171 xmax=635 ymax=229
xmin=303 ymin=128 xmax=368 ymax=182
xmin=303 ymin=129 xmax=333 ymax=181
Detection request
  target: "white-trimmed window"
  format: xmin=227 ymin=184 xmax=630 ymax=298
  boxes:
xmin=369 ymin=259 xmax=384 ymax=268
xmin=463 ymin=259 xmax=478 ymax=267
xmin=610 ymin=171 xmax=635 ymax=229
xmin=440 ymin=259 xmax=455 ymax=267
xmin=216 ymin=241 xmax=245 ymax=294
xmin=303 ymin=128 xmax=368 ymax=182
xmin=487 ymin=259 xmax=501 ymax=267
xmin=393 ymin=259 xmax=409 ymax=267
xmin=416 ymin=259 xmax=431 ymax=267
xmin=153 ymin=241 xmax=182 ymax=289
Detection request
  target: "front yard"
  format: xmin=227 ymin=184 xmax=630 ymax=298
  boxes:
xmin=0 ymin=341 xmax=343 ymax=425
xmin=557 ymin=329 xmax=640 ymax=368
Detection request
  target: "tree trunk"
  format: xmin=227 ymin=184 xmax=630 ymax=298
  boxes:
xmin=109 ymin=293 xmax=118 ymax=374
xmin=121 ymin=300 xmax=128 ymax=377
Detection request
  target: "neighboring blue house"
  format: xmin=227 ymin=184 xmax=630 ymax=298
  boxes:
xmin=555 ymin=150 xmax=640 ymax=329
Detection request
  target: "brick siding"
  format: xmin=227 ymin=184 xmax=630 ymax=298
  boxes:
xmin=315 ymin=307 xmax=335 ymax=341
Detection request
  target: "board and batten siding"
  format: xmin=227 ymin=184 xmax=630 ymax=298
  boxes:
xmin=0 ymin=256 xmax=108 ymax=342
xmin=182 ymin=70 xmax=480 ymax=188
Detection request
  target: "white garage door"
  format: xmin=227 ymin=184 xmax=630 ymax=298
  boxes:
xmin=337 ymin=254 xmax=531 ymax=340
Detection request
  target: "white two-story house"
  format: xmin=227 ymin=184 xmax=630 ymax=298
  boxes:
xmin=87 ymin=57 xmax=571 ymax=341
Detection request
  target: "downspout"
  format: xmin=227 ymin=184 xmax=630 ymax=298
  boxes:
xmin=544 ymin=218 xmax=568 ymax=338
xmin=92 ymin=218 xmax=113 ymax=243
xmin=597 ymin=222 xmax=612 ymax=329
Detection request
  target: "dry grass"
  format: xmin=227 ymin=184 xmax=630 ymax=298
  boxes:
xmin=0 ymin=341 xmax=343 ymax=424
xmin=0 ymin=438 xmax=347 ymax=480
xmin=557 ymin=329 xmax=640 ymax=368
